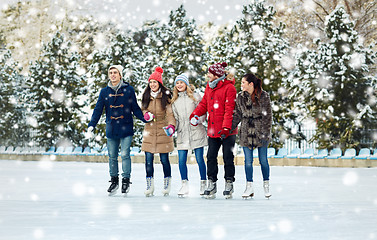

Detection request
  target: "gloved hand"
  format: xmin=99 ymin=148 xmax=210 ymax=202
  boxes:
xmin=163 ymin=124 xmax=175 ymax=137
xmin=218 ymin=128 xmax=230 ymax=140
xmin=190 ymin=115 xmax=199 ymax=126
xmin=144 ymin=112 xmax=155 ymax=122
xmin=85 ymin=126 xmax=94 ymax=139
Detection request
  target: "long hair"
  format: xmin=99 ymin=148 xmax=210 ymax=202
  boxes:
xmin=142 ymin=82 xmax=172 ymax=110
xmin=171 ymin=84 xmax=197 ymax=104
xmin=243 ymin=73 xmax=262 ymax=105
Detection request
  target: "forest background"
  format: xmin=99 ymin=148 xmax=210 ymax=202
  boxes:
xmin=0 ymin=0 xmax=376 ymax=152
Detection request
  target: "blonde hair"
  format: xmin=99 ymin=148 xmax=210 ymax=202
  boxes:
xmin=225 ymin=70 xmax=234 ymax=81
xmin=171 ymin=84 xmax=198 ymax=104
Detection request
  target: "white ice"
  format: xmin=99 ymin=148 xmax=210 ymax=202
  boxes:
xmin=0 ymin=159 xmax=376 ymax=240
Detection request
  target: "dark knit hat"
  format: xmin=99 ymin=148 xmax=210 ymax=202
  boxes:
xmin=148 ymin=66 xmax=164 ymax=85
xmin=208 ymin=62 xmax=227 ymax=77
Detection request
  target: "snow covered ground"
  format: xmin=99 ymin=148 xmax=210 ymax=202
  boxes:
xmin=0 ymin=159 xmax=376 ymax=240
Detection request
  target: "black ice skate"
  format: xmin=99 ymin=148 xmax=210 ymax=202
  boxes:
xmin=121 ymin=178 xmax=131 ymax=196
xmin=107 ymin=176 xmax=119 ymax=196
xmin=203 ymin=180 xmax=217 ymax=199
xmin=223 ymin=180 xmax=234 ymax=199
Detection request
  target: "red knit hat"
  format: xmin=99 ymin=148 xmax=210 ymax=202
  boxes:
xmin=208 ymin=62 xmax=228 ymax=77
xmin=148 ymin=66 xmax=164 ymax=85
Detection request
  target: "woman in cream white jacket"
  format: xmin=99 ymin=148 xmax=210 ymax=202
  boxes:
xmin=171 ymin=74 xmax=207 ymax=197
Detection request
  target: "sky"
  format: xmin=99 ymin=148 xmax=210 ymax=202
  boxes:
xmin=1 ymin=0 xmax=250 ymax=28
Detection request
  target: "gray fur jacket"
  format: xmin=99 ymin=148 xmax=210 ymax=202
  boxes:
xmin=231 ymin=90 xmax=272 ymax=148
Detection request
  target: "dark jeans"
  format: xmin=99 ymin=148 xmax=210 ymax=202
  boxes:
xmin=207 ymin=135 xmax=236 ymax=182
xmin=145 ymin=152 xmax=171 ymax=178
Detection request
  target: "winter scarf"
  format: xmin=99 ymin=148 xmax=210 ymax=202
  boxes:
xmin=151 ymin=88 xmax=161 ymax=98
xmin=208 ymin=74 xmax=226 ymax=89
xmin=108 ymin=80 xmax=125 ymax=93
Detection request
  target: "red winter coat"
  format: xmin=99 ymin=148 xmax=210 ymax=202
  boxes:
xmin=191 ymin=79 xmax=238 ymax=138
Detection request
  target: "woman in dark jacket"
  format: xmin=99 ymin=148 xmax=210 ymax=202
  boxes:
xmin=232 ymin=73 xmax=272 ymax=199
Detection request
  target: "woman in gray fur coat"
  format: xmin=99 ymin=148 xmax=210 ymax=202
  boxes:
xmin=231 ymin=73 xmax=272 ymax=199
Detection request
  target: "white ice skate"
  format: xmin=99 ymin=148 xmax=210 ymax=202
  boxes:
xmin=199 ymin=180 xmax=207 ymax=196
xmin=144 ymin=177 xmax=154 ymax=197
xmin=264 ymin=180 xmax=271 ymax=199
xmin=223 ymin=180 xmax=234 ymax=199
xmin=203 ymin=180 xmax=217 ymax=199
xmin=177 ymin=180 xmax=189 ymax=198
xmin=242 ymin=181 xmax=254 ymax=199
xmin=162 ymin=177 xmax=172 ymax=196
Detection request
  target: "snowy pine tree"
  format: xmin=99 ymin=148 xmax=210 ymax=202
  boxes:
xmin=212 ymin=0 xmax=293 ymax=147
xmin=87 ymin=31 xmax=146 ymax=147
xmin=288 ymin=7 xmax=377 ymax=149
xmin=27 ymin=31 xmax=86 ymax=147
xmin=0 ymin=49 xmax=30 ymax=146
xmin=146 ymin=5 xmax=209 ymax=89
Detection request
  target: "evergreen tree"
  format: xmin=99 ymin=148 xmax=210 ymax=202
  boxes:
xmin=0 ymin=50 xmax=30 ymax=146
xmin=87 ymin=31 xmax=147 ymax=147
xmin=147 ymin=5 xmax=209 ymax=89
xmin=287 ymin=7 xmax=377 ymax=149
xmin=27 ymin=31 xmax=86 ymax=147
xmin=211 ymin=0 xmax=294 ymax=147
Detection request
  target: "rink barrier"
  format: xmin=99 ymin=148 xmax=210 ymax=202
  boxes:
xmin=1 ymin=153 xmax=377 ymax=168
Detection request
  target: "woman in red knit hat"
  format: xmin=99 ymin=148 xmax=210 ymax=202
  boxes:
xmin=141 ymin=66 xmax=176 ymax=197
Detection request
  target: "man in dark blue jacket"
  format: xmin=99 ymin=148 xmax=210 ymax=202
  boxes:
xmin=87 ymin=65 xmax=146 ymax=196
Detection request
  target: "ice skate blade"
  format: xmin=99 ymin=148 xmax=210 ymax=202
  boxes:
xmin=242 ymin=193 xmax=254 ymax=199
xmin=205 ymin=194 xmax=216 ymax=199
xmin=224 ymin=195 xmax=233 ymax=199
xmin=265 ymin=195 xmax=271 ymax=199
xmin=122 ymin=193 xmax=128 ymax=197
xmin=108 ymin=190 xmax=117 ymax=196
xmin=178 ymin=194 xmax=187 ymax=198
xmin=163 ymin=193 xmax=170 ymax=196
xmin=145 ymin=193 xmax=154 ymax=197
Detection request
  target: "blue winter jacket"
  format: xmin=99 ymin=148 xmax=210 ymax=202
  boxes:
xmin=88 ymin=81 xmax=146 ymax=139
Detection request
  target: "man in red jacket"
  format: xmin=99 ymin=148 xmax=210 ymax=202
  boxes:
xmin=190 ymin=62 xmax=237 ymax=199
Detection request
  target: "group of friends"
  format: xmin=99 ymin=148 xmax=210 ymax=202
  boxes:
xmin=87 ymin=61 xmax=272 ymax=199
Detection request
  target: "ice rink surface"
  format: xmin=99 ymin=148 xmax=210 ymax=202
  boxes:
xmin=0 ymin=159 xmax=376 ymax=240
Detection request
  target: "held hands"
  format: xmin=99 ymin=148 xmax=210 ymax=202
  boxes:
xmin=144 ymin=112 xmax=155 ymax=122
xmin=190 ymin=115 xmax=200 ymax=126
xmin=85 ymin=126 xmax=94 ymax=139
xmin=163 ymin=124 xmax=175 ymax=137
xmin=218 ymin=128 xmax=230 ymax=140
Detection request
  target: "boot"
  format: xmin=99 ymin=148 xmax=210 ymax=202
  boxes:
xmin=162 ymin=177 xmax=172 ymax=196
xmin=242 ymin=181 xmax=254 ymax=199
xmin=263 ymin=180 xmax=271 ymax=199
xmin=121 ymin=178 xmax=131 ymax=194
xmin=223 ymin=179 xmax=234 ymax=199
xmin=144 ymin=177 xmax=154 ymax=197
xmin=203 ymin=179 xmax=217 ymax=199
xmin=107 ymin=176 xmax=119 ymax=196
xmin=199 ymin=180 xmax=207 ymax=196
xmin=177 ymin=180 xmax=189 ymax=197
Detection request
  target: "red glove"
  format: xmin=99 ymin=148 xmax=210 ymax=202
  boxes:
xmin=218 ymin=128 xmax=230 ymax=140
xmin=190 ymin=115 xmax=199 ymax=126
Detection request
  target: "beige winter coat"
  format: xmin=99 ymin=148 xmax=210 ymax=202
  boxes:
xmin=172 ymin=92 xmax=208 ymax=150
xmin=141 ymin=93 xmax=176 ymax=153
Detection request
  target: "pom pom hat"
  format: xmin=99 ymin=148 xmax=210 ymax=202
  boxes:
xmin=208 ymin=62 xmax=228 ymax=77
xmin=148 ymin=66 xmax=164 ymax=85
xmin=108 ymin=65 xmax=124 ymax=78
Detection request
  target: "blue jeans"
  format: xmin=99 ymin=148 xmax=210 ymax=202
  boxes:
xmin=243 ymin=142 xmax=270 ymax=182
xmin=145 ymin=152 xmax=171 ymax=178
xmin=178 ymin=147 xmax=207 ymax=181
xmin=107 ymin=136 xmax=133 ymax=178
